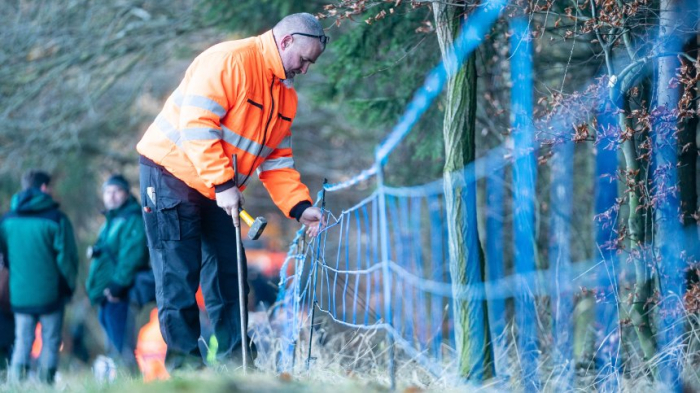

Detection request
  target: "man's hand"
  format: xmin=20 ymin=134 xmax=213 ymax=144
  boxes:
xmin=300 ymin=207 xmax=325 ymax=238
xmin=216 ymin=187 xmax=245 ymax=227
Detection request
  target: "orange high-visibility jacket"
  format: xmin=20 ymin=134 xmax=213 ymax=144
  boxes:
xmin=137 ymin=30 xmax=311 ymax=218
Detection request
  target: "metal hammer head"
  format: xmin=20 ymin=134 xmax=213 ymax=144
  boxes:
xmin=248 ymin=216 xmax=267 ymax=240
xmin=239 ymin=209 xmax=267 ymax=240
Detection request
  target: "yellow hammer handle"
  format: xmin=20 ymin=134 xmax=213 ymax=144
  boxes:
xmin=239 ymin=209 xmax=254 ymax=227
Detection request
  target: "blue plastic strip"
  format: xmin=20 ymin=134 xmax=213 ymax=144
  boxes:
xmin=594 ymin=102 xmax=621 ymax=391
xmin=387 ymin=196 xmax=403 ymax=332
xmin=362 ymin=204 xmax=372 ymax=325
xmin=372 ymin=199 xmax=382 ymax=321
xmin=398 ymin=197 xmax=414 ymax=342
xmin=342 ymin=211 xmax=351 ymax=322
xmin=352 ymin=210 xmax=361 ymax=325
xmin=332 ymin=215 xmax=343 ymax=318
xmin=485 ymin=169 xmax=507 ymax=376
xmin=323 ymin=229 xmax=332 ymax=315
xmin=652 ymin=9 xmax=686 ymax=386
xmin=550 ymin=139 xmax=575 ymax=388
xmin=411 ymin=196 xmax=428 ymax=349
xmin=428 ymin=194 xmax=445 ymax=360
xmin=510 ymin=17 xmax=540 ymax=389
xmin=324 ymin=164 xmax=378 ymax=193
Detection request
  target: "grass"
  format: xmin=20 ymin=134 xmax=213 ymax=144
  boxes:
xmin=4 ymin=305 xmax=700 ymax=392
xmin=0 ymin=368 xmax=392 ymax=393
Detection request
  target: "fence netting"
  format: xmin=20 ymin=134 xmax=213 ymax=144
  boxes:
xmin=264 ymin=0 xmax=696 ymax=390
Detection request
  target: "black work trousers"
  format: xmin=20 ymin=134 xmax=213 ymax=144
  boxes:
xmin=139 ymin=161 xmax=248 ymax=370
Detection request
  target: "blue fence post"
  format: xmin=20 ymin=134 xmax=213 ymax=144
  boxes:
xmin=277 ymin=238 xmax=300 ymax=373
xmin=362 ymin=205 xmax=372 ymax=326
xmin=549 ymin=138 xmax=574 ymax=388
xmin=290 ymin=238 xmax=302 ymax=372
xmin=306 ymin=179 xmax=328 ymax=371
xmin=485 ymin=169 xmax=507 ymax=377
xmin=594 ymin=106 xmax=621 ymax=391
xmin=387 ymin=196 xmax=403 ymax=335
xmin=292 ymin=236 xmax=305 ymax=371
xmin=410 ymin=197 xmax=428 ymax=350
xmin=654 ymin=1 xmax=686 ymax=386
xmin=509 ymin=17 xmax=540 ymax=390
xmin=376 ymin=158 xmax=396 ymax=390
xmin=427 ymin=194 xmax=445 ymax=361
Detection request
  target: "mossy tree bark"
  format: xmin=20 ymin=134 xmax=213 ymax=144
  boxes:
xmin=433 ymin=1 xmax=494 ymax=379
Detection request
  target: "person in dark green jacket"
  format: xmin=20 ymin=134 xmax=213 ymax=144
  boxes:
xmin=86 ymin=174 xmax=150 ymax=372
xmin=0 ymin=170 xmax=78 ymax=384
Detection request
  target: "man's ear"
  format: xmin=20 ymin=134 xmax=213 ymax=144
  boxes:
xmin=280 ymin=35 xmax=294 ymax=50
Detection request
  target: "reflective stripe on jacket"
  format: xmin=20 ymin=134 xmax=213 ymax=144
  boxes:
xmin=136 ymin=30 xmax=311 ymax=217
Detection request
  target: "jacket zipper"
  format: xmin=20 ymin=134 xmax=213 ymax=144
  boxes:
xmin=242 ymin=76 xmax=275 ymax=186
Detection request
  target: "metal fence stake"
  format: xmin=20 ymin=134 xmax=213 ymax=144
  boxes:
xmin=377 ymin=164 xmax=396 ymax=390
xmin=306 ymin=179 xmax=328 ymax=371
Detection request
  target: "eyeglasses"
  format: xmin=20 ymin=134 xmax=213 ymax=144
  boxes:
xmin=290 ymin=32 xmax=330 ymax=45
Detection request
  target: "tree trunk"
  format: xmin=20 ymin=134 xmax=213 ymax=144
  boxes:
xmin=595 ymin=0 xmax=658 ymax=359
xmin=617 ymin=96 xmax=657 ymax=361
xmin=433 ymin=2 xmax=494 ymax=380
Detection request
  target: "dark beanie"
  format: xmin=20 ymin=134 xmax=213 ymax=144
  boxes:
xmin=103 ymin=174 xmax=130 ymax=192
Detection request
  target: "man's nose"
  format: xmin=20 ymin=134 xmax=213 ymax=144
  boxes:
xmin=301 ymin=63 xmax=310 ymax=74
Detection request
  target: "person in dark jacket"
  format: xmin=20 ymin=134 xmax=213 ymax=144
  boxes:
xmin=0 ymin=252 xmax=14 ymax=372
xmin=0 ymin=310 xmax=14 ymax=371
xmin=85 ymin=175 xmax=149 ymax=372
xmin=0 ymin=170 xmax=78 ymax=384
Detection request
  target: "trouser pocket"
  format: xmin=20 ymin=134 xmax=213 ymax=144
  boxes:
xmin=140 ymin=164 xmax=182 ymax=249
xmin=142 ymin=195 xmax=181 ymax=249
xmin=157 ymin=197 xmax=181 ymax=242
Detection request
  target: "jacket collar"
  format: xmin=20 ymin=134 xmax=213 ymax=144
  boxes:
xmin=256 ymin=30 xmax=287 ymax=80
xmin=103 ymin=196 xmax=139 ymax=218
xmin=11 ymin=187 xmax=58 ymax=213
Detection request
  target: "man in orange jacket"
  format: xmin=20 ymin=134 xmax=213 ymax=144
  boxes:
xmin=136 ymin=13 xmax=325 ymax=370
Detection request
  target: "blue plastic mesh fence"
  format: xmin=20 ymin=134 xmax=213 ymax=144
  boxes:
xmin=270 ymin=0 xmax=693 ymax=389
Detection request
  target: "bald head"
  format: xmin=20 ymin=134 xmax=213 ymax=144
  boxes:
xmin=273 ymin=13 xmax=325 ymax=44
xmin=273 ymin=13 xmax=327 ymax=82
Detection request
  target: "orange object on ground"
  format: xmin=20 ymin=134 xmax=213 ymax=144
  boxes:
xmin=136 ymin=30 xmax=311 ymax=218
xmin=135 ymin=308 xmax=169 ymax=382
xmin=196 ymin=286 xmax=205 ymax=309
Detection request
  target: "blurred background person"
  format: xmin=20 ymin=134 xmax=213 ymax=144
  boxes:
xmin=85 ymin=174 xmax=150 ymax=374
xmin=0 ymin=250 xmax=14 ymax=373
xmin=0 ymin=170 xmax=78 ymax=384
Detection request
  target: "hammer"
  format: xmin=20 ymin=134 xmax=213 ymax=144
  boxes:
xmin=229 ymin=155 xmax=268 ymax=240
xmin=239 ymin=210 xmax=267 ymax=240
